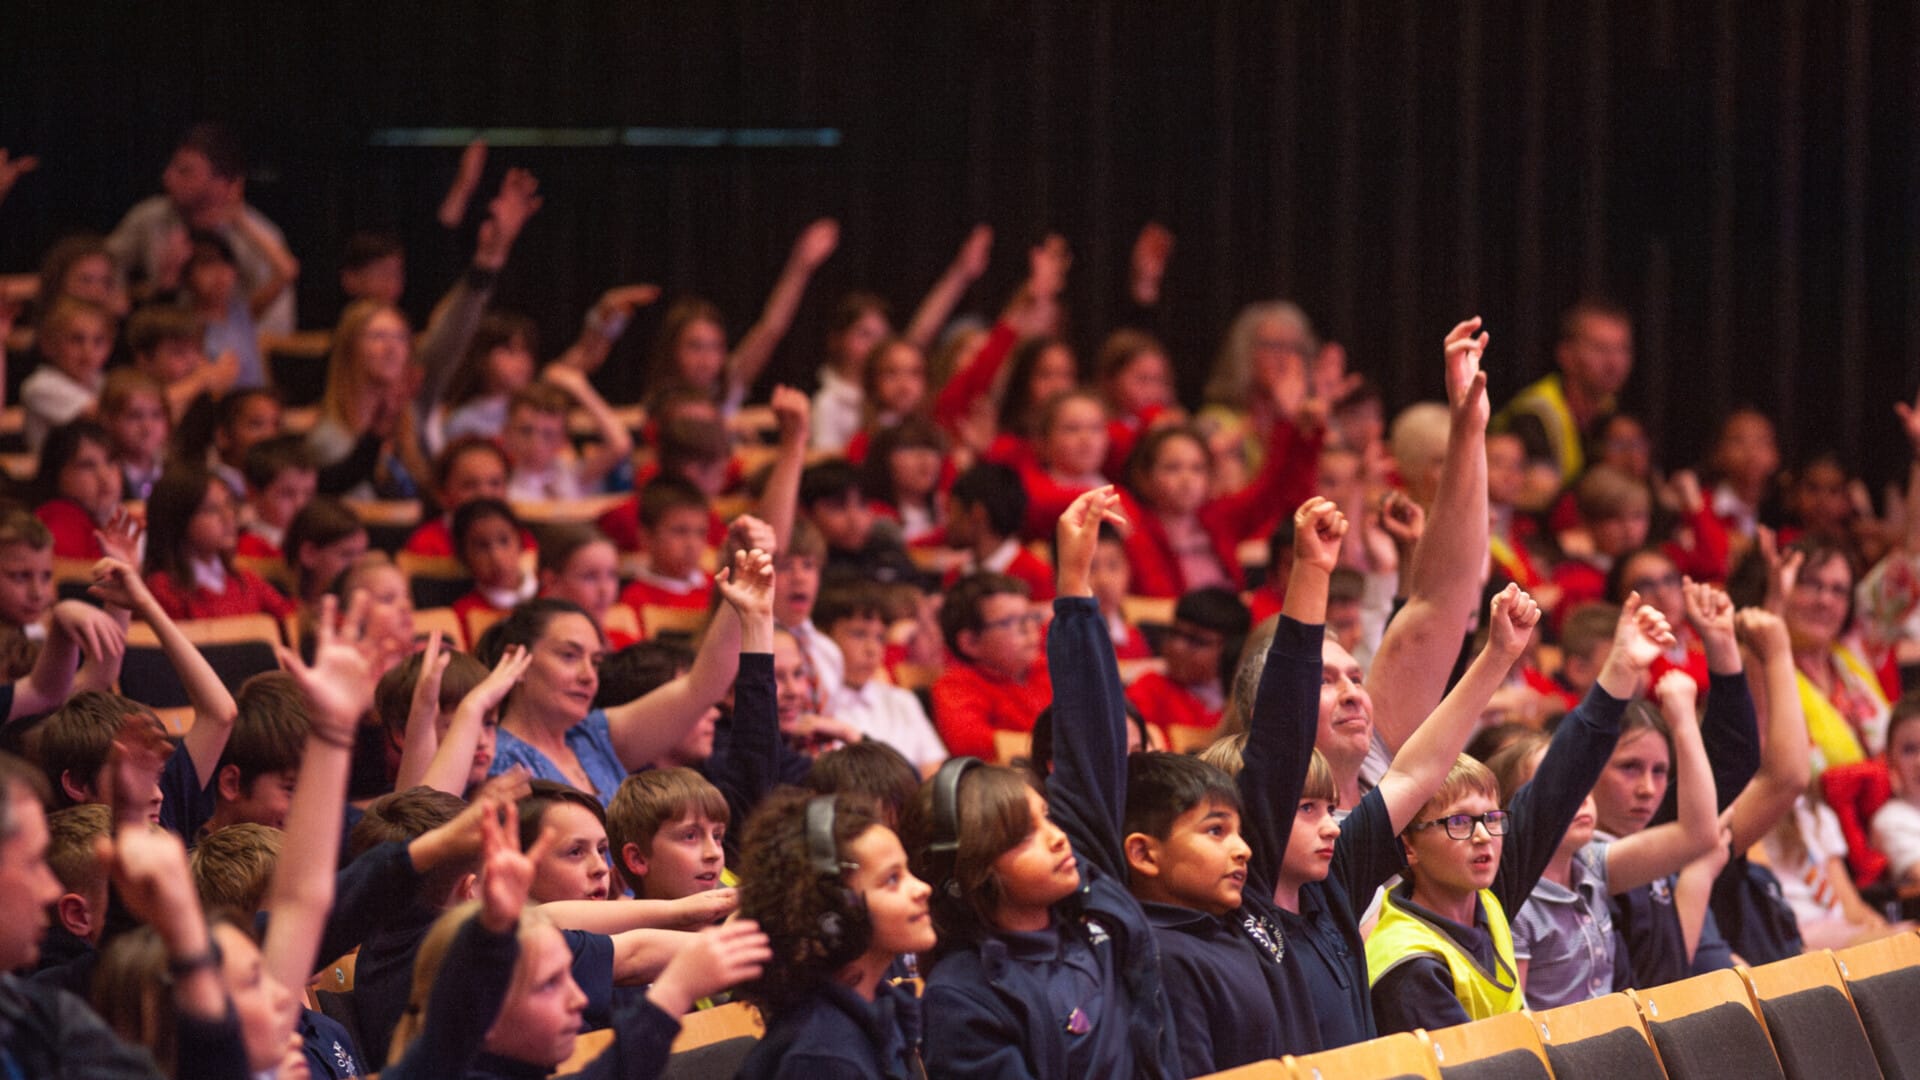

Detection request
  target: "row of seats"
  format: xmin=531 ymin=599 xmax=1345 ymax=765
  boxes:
xmin=1206 ymin=930 xmax=1920 ymax=1080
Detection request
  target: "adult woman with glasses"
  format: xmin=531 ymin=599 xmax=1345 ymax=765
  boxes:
xmin=1782 ymin=538 xmax=1890 ymax=770
xmin=1365 ymin=596 xmax=1673 ymax=1034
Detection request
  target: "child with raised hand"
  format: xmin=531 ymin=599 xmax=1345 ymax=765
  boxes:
xmin=502 ymin=368 xmax=633 ymax=501
xmin=648 ymin=218 xmax=838 ymax=413
xmin=1211 ymin=498 xmax=1537 ymax=1051
xmin=393 ymin=629 xmax=532 ymax=796
xmin=383 ymin=798 xmax=770 ymax=1080
xmin=735 ymin=788 xmax=937 ymax=1079
xmin=142 ymin=465 xmax=298 ymax=621
xmin=1494 ymin=668 xmax=1720 ymax=1010
xmin=1366 ymin=594 xmax=1672 ymax=1034
xmin=905 ymin=486 xmax=1183 ymax=1080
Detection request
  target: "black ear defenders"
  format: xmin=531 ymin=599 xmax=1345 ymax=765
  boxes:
xmin=805 ymin=795 xmax=872 ymax=964
xmin=924 ymin=756 xmax=983 ymax=900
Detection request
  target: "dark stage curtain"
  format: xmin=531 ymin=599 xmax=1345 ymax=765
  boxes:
xmin=3 ymin=1 xmax=1917 ymax=487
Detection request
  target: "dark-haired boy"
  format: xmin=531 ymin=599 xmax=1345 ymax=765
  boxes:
xmin=816 ymin=584 xmax=946 ymax=771
xmin=942 ymin=462 xmax=1055 ymax=601
xmin=1125 ymin=586 xmax=1249 ymax=741
xmin=237 ymin=434 xmax=317 ymax=560
xmin=800 ymin=459 xmax=918 ymax=588
xmin=618 ymin=476 xmax=716 ymax=612
xmin=200 ymin=672 xmax=309 ymax=836
xmin=930 ymin=572 xmax=1051 ymax=760
xmin=128 ymin=304 xmax=239 ymax=422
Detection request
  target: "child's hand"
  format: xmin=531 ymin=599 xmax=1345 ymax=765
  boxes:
xmin=793 ymin=218 xmax=840 ymax=270
xmin=665 ymin=887 xmax=741 ymax=929
xmin=99 ymin=716 xmax=172 ymax=828
xmin=476 ymin=800 xmax=557 ymax=933
xmin=1681 ymin=576 xmax=1738 ymax=658
xmin=647 ymin=920 xmax=773 ymax=1017
xmin=1378 ymin=490 xmax=1425 ymax=560
xmin=0 ymin=149 xmax=41 ymax=203
xmin=716 ymin=547 xmax=775 ymax=620
xmin=725 ymin=515 xmax=777 ymax=563
xmin=1754 ymin=525 xmax=1805 ymax=614
xmin=98 ymin=821 xmax=202 ymax=947
xmin=411 ymin=770 xmax=533 ymax=872
xmin=539 ymin=363 xmax=591 ymax=400
xmin=278 ymin=592 xmax=376 ymax=736
xmin=88 ymin=557 xmax=153 ymax=614
xmin=952 ymin=224 xmax=994 ymax=281
xmin=595 ymin=283 xmax=661 ymax=319
xmin=462 ymin=643 xmax=532 ymax=717
xmin=1487 ymin=583 xmax=1543 ymax=659
xmin=475 ymin=167 xmax=543 ymax=269
xmin=94 ymin=507 xmax=144 ymax=569
xmin=1057 ymin=486 xmax=1128 ymax=598
xmin=1292 ymin=496 xmax=1349 ymax=575
xmin=408 ymin=627 xmax=452 ymax=723
xmin=1612 ymin=588 xmax=1674 ymax=672
xmin=1443 ymin=317 xmax=1490 ymax=430
xmin=1736 ymin=607 xmax=1792 ymax=661
xmin=1654 ymin=669 xmax=1700 ymax=720
xmin=50 ymin=600 xmax=125 ymax=666
xmin=770 ymin=384 xmax=811 ymax=448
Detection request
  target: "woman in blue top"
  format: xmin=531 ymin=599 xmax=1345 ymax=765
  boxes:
xmin=902 ymin=487 xmax=1183 ymax=1080
xmin=485 ymin=528 xmax=772 ymax=805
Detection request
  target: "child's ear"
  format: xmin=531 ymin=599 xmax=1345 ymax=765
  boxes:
xmin=621 ymin=841 xmax=648 ymax=880
xmin=449 ymin=872 xmax=479 ymax=907
xmin=54 ymin=893 xmax=92 ymax=939
xmin=1123 ymin=832 xmax=1161 ymax=879
xmin=216 ymin=764 xmax=244 ymax=804
xmin=59 ymin=771 xmax=94 ymax=808
xmin=955 ymin=629 xmax=981 ymax=663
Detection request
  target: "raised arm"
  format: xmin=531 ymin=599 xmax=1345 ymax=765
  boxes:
xmin=903 ymin=225 xmax=993 ymax=350
xmin=754 ymin=388 xmax=809 ymax=553
xmin=89 ymin=557 xmax=238 ymax=783
xmin=1370 ymin=318 xmax=1491 ymax=752
xmin=414 ymin=167 xmax=542 ymax=413
xmin=604 ymin=547 xmax=771 ymax=770
xmin=1375 ymin=584 xmax=1542 ymax=833
xmin=1679 ymin=577 xmax=1761 ymax=816
xmin=263 ymin=593 xmax=374 ymax=997
xmin=1722 ymin=609 xmax=1812 ymax=852
xmin=1240 ymin=498 xmax=1344 ymax=887
xmin=11 ymin=600 xmax=119 ymax=720
xmin=412 ymin=644 xmax=531 ymax=797
xmin=1045 ymin=486 xmax=1133 ymax=873
xmin=541 ymin=364 xmax=634 ymax=486
xmin=553 ymin=284 xmax=661 ymax=375
xmin=1606 ymin=671 xmax=1720 ymax=893
xmin=726 ymin=218 xmax=838 ymax=396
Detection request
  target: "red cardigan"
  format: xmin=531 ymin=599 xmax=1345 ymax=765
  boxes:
xmin=1125 ymin=671 xmax=1222 ymax=739
xmin=1122 ymin=418 xmax=1322 ymax=598
xmin=146 ymin=565 xmax=297 ymax=621
xmin=930 ymin=657 xmax=1053 ymax=761
xmin=35 ymin=499 xmax=106 ymax=560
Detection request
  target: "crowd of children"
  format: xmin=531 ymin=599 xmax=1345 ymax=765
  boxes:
xmin=1 ymin=124 xmax=1920 ymax=1078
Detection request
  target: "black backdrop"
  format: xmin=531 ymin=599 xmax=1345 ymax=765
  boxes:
xmin=4 ymin=1 xmax=1919 ymax=490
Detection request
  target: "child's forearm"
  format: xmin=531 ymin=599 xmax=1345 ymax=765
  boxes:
xmin=142 ymin=591 xmax=240 ymax=781
xmin=263 ymin=733 xmax=351 ymax=993
xmin=415 ymin=702 xmax=488 ymax=797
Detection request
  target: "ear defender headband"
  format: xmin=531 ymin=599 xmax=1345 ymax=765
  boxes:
xmin=804 ymin=795 xmax=871 ymax=965
xmin=926 ymin=756 xmax=983 ymax=899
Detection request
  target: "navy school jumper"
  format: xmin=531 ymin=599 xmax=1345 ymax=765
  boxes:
xmin=1148 ymin=615 xmax=1325 ymax=1075
xmin=737 ymin=978 xmax=924 ymax=1079
xmin=1241 ymin=615 xmax=1406 ymax=1052
xmin=921 ymin=596 xmax=1183 ymax=1079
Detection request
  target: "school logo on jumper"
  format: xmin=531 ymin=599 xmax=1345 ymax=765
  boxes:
xmin=1649 ymin=877 xmax=1674 ymax=906
xmin=1242 ymin=912 xmax=1285 ymax=963
xmin=1084 ymin=917 xmax=1112 ymax=947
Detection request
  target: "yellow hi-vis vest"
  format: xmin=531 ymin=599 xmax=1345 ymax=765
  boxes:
xmin=1496 ymin=373 xmax=1585 ymax=481
xmin=1366 ymin=889 xmax=1526 ymax=1022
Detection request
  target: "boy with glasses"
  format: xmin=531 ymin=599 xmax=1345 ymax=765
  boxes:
xmin=931 ymin=572 xmax=1051 ymax=759
xmin=1367 ymin=593 xmax=1675 ymax=1032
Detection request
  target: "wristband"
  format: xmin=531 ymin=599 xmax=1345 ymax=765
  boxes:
xmin=586 ymin=306 xmax=630 ymax=342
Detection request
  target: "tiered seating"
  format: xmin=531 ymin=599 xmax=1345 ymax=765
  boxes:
xmin=1185 ymin=931 xmax=1920 ymax=1080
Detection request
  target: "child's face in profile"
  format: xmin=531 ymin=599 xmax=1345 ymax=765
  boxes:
xmin=484 ymin=923 xmax=588 ymax=1068
xmin=212 ymin=923 xmax=298 ymax=1075
xmin=808 ymin=493 xmax=872 ymax=554
xmin=106 ymin=393 xmax=168 ymax=465
xmin=844 ymin=824 xmax=936 ymax=958
xmin=1889 ymin=718 xmax=1920 ymax=798
xmin=1139 ymin=797 xmax=1250 ymax=917
xmin=463 ymin=515 xmax=525 ymax=591
xmin=46 ymin=313 xmax=113 ymax=384
xmin=224 ymin=767 xmax=299 ymax=831
xmin=253 ymin=467 xmax=317 ymax=532
xmin=58 ymin=438 xmax=123 ymax=522
xmin=634 ymin=810 xmax=727 ymax=900
xmin=828 ymin=613 xmax=886 ymax=689
xmin=530 ymin=802 xmax=612 ymax=903
xmin=1280 ymin=791 xmax=1341 ymax=886
xmin=0 ymin=542 xmax=53 ymax=628
xmin=504 ymin=406 xmax=567 ymax=472
xmin=433 ymin=705 xmax=498 ymax=790
xmin=645 ymin=506 xmax=709 ymax=580
xmin=990 ymin=787 xmax=1081 ymax=922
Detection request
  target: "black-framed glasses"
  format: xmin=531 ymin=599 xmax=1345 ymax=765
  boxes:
xmin=1408 ymin=810 xmax=1510 ymax=840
